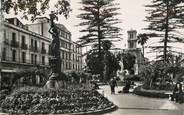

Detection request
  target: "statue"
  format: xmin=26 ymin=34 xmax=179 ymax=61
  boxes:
xmin=49 ymin=11 xmax=60 ymax=58
xmin=117 ymin=60 xmax=124 ymax=81
xmin=45 ymin=11 xmax=61 ymax=89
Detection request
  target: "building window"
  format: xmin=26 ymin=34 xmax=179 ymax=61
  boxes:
xmin=48 ymin=45 xmax=51 ymax=55
xmin=22 ymin=52 xmax=26 ymax=63
xmin=76 ymin=65 xmax=78 ymax=70
xmin=42 ymin=42 xmax=45 ymax=49
xmin=21 ymin=35 xmax=27 ymax=50
xmin=35 ymin=55 xmax=37 ymax=64
xmin=11 ymin=32 xmax=19 ymax=47
xmin=4 ymin=30 xmax=6 ymax=39
xmin=69 ymin=62 xmax=71 ymax=69
xmin=69 ymin=53 xmax=71 ymax=60
xmin=12 ymin=50 xmax=16 ymax=62
xmin=2 ymin=48 xmax=6 ymax=61
xmin=73 ymin=64 xmax=75 ymax=69
xmin=41 ymin=42 xmax=46 ymax=54
xmin=3 ymin=30 xmax=9 ymax=45
xmin=22 ymin=35 xmax=25 ymax=44
xmin=76 ymin=55 xmax=77 ymax=61
xmin=62 ymin=52 xmax=65 ymax=59
xmin=35 ymin=40 xmax=37 ymax=51
xmin=66 ymin=53 xmax=68 ymax=60
xmin=42 ymin=56 xmax=45 ymax=65
xmin=130 ymin=33 xmax=134 ymax=39
xmin=66 ymin=34 xmax=70 ymax=39
xmin=31 ymin=54 xmax=34 ymax=64
xmin=65 ymin=63 xmax=67 ymax=69
xmin=12 ymin=32 xmax=16 ymax=42
xmin=31 ymin=39 xmax=34 ymax=47
xmin=129 ymin=42 xmax=134 ymax=48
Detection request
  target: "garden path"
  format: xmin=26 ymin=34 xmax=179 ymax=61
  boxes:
xmin=98 ymin=85 xmax=184 ymax=115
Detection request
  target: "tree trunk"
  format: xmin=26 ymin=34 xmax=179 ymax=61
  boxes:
xmin=164 ymin=1 xmax=169 ymax=62
xmin=142 ymin=45 xmax=145 ymax=63
xmin=97 ymin=0 xmax=103 ymax=81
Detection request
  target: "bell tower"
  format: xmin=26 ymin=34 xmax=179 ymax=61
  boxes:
xmin=127 ymin=30 xmax=137 ymax=49
xmin=127 ymin=30 xmax=142 ymax=75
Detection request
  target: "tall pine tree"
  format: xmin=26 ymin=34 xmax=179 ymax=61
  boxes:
xmin=77 ymin=0 xmax=122 ymax=58
xmin=145 ymin=0 xmax=184 ymax=62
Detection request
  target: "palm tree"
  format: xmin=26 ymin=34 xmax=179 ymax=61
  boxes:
xmin=137 ymin=33 xmax=149 ymax=59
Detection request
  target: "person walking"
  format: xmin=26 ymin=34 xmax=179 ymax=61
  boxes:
xmin=173 ymin=82 xmax=183 ymax=103
xmin=110 ymin=78 xmax=117 ymax=94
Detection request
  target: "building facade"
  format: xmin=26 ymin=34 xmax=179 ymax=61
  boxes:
xmin=0 ymin=17 xmax=83 ymax=88
xmin=0 ymin=18 xmax=51 ymax=87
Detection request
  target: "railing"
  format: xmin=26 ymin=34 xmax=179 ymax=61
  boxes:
xmin=1 ymin=56 xmax=49 ymax=65
xmin=2 ymin=51 xmax=6 ymax=61
xmin=21 ymin=44 xmax=28 ymax=50
xmin=4 ymin=39 xmax=9 ymax=45
xmin=29 ymin=46 xmax=39 ymax=52
xmin=41 ymin=48 xmax=47 ymax=54
xmin=11 ymin=41 xmax=19 ymax=48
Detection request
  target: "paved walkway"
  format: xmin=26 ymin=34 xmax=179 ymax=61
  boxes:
xmin=98 ymin=85 xmax=184 ymax=115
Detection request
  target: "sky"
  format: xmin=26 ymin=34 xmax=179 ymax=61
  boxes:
xmin=50 ymin=0 xmax=155 ymax=59
xmin=55 ymin=0 xmax=150 ymax=46
xmin=4 ymin=0 xmax=184 ymax=60
xmin=49 ymin=0 xmax=151 ymax=55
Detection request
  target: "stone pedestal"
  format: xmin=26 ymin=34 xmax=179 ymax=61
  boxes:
xmin=45 ymin=80 xmax=59 ymax=89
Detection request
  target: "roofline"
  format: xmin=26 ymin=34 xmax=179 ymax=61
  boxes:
xmin=127 ymin=30 xmax=137 ymax=33
xmin=3 ymin=21 xmax=51 ymax=42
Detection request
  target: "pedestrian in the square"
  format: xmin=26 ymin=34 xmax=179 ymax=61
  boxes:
xmin=173 ymin=82 xmax=183 ymax=103
xmin=110 ymin=78 xmax=117 ymax=94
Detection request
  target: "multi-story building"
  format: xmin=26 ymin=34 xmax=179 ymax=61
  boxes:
xmin=0 ymin=18 xmax=51 ymax=87
xmin=0 ymin=17 xmax=83 ymax=87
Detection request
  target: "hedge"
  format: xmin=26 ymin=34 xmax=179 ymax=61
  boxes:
xmin=133 ymin=86 xmax=170 ymax=98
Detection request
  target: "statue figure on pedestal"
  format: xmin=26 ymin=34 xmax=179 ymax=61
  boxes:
xmin=45 ymin=11 xmax=61 ymax=89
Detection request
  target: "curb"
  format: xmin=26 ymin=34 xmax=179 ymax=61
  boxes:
xmin=133 ymin=86 xmax=170 ymax=98
xmin=0 ymin=91 xmax=118 ymax=115
xmin=0 ymin=105 xmax=118 ymax=115
xmin=68 ymin=105 xmax=118 ymax=115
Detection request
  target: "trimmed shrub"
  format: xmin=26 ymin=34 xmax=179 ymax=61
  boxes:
xmin=0 ymin=86 xmax=114 ymax=114
xmin=133 ymin=86 xmax=169 ymax=98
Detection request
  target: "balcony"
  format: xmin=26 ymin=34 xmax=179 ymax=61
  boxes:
xmin=11 ymin=41 xmax=19 ymax=48
xmin=29 ymin=46 xmax=39 ymax=52
xmin=41 ymin=48 xmax=47 ymax=54
xmin=48 ymin=47 xmax=52 ymax=55
xmin=21 ymin=44 xmax=28 ymax=50
xmin=3 ymin=39 xmax=9 ymax=45
xmin=2 ymin=51 xmax=6 ymax=61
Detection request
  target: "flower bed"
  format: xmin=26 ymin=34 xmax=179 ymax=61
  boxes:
xmin=0 ymin=87 xmax=114 ymax=114
xmin=133 ymin=86 xmax=170 ymax=98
